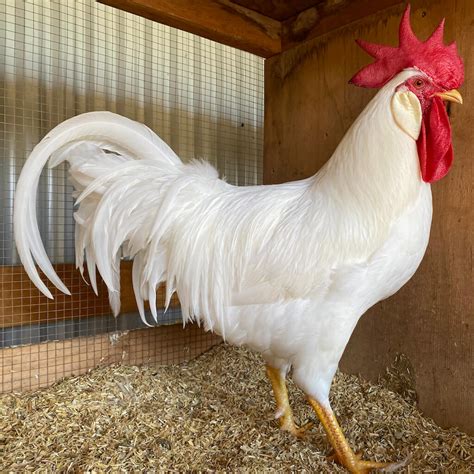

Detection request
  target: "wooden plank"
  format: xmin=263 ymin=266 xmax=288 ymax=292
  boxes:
xmin=98 ymin=0 xmax=282 ymax=57
xmin=0 ymin=262 xmax=180 ymax=328
xmin=264 ymin=0 xmax=473 ymax=434
xmin=0 ymin=324 xmax=221 ymax=392
xmin=97 ymin=0 xmax=407 ymax=56
xmin=281 ymin=0 xmax=404 ymax=51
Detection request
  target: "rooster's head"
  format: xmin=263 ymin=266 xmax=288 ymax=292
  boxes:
xmin=350 ymin=4 xmax=464 ymax=183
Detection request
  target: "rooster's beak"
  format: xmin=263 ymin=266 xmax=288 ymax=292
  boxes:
xmin=436 ymin=89 xmax=463 ymax=104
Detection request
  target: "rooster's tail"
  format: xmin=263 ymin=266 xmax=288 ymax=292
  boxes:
xmin=14 ymin=111 xmax=197 ymax=326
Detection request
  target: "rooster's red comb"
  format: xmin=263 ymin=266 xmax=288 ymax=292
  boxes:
xmin=350 ymin=5 xmax=464 ymax=89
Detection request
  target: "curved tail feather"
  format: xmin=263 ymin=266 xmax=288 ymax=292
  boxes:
xmin=14 ymin=111 xmax=182 ymax=323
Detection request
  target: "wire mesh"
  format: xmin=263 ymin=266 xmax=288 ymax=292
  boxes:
xmin=0 ymin=0 xmax=263 ymax=392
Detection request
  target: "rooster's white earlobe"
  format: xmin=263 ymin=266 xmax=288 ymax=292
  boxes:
xmin=391 ymin=90 xmax=422 ymax=140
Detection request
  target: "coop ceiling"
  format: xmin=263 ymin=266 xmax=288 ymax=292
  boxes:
xmin=98 ymin=0 xmax=404 ymax=57
xmin=230 ymin=0 xmax=325 ymax=22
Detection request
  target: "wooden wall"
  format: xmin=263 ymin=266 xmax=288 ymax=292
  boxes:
xmin=264 ymin=0 xmax=473 ymax=434
xmin=1 ymin=324 xmax=221 ymax=392
xmin=0 ymin=262 xmax=180 ymax=328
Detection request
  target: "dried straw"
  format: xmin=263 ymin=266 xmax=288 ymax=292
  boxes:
xmin=1 ymin=344 xmax=472 ymax=472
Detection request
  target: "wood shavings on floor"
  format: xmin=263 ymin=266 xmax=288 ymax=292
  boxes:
xmin=1 ymin=344 xmax=473 ymax=472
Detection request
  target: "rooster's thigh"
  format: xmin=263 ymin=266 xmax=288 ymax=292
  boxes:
xmin=225 ymin=299 xmax=359 ymax=404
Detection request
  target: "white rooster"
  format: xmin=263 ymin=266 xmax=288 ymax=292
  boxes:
xmin=14 ymin=6 xmax=463 ymax=473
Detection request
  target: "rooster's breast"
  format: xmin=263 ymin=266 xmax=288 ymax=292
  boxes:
xmin=220 ymin=183 xmax=432 ymax=383
xmin=363 ymin=182 xmax=433 ymax=306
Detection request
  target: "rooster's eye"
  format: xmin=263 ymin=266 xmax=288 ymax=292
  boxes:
xmin=413 ymin=78 xmax=425 ymax=88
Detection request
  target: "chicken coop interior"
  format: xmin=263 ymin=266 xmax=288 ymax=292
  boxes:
xmin=1 ymin=0 xmax=473 ymax=471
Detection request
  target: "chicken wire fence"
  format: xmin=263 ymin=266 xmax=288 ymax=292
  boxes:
xmin=0 ymin=0 xmax=264 ymax=391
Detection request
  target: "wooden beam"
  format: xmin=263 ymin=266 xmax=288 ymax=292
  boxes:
xmin=98 ymin=0 xmax=282 ymax=57
xmin=0 ymin=262 xmax=180 ymax=328
xmin=1 ymin=324 xmax=221 ymax=392
xmin=282 ymin=0 xmax=404 ymax=51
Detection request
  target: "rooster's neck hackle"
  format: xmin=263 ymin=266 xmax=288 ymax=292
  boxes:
xmin=313 ymin=70 xmax=427 ymax=241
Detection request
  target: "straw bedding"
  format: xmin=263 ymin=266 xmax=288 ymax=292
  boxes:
xmin=1 ymin=344 xmax=473 ymax=472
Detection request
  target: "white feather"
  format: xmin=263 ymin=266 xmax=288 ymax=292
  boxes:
xmin=14 ymin=111 xmax=180 ymax=304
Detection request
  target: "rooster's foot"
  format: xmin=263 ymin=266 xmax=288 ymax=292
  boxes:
xmin=328 ymin=451 xmax=408 ymax=473
xmin=307 ymin=397 xmax=408 ymax=474
xmin=267 ymin=364 xmax=312 ymax=438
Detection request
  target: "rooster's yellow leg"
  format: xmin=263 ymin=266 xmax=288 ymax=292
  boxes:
xmin=308 ymin=397 xmax=406 ymax=473
xmin=265 ymin=365 xmax=313 ymax=437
